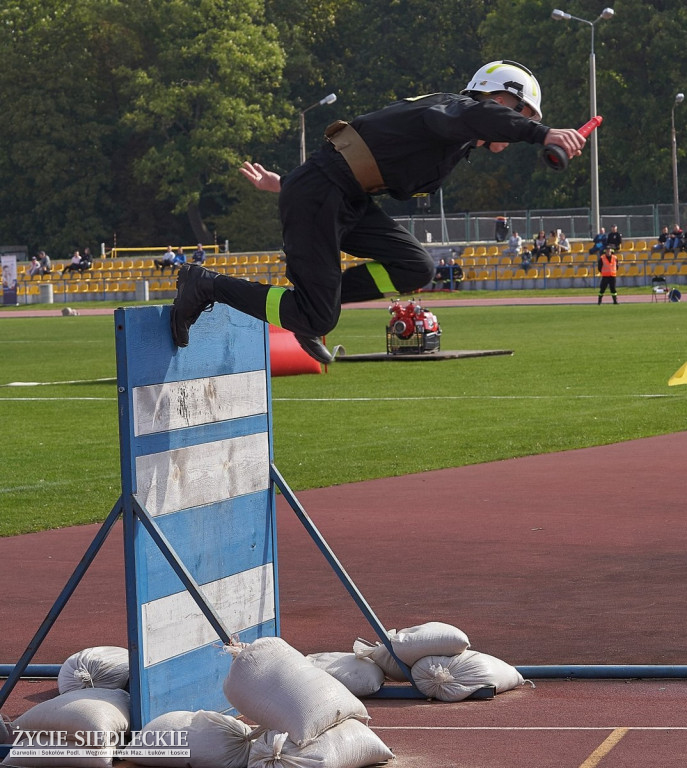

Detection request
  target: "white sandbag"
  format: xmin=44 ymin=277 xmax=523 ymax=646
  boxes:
xmin=306 ymin=652 xmax=385 ymax=697
xmin=58 ymin=646 xmax=129 ymax=693
xmin=4 ymin=689 xmax=130 ymax=768
xmin=223 ymin=636 xmax=368 ymax=747
xmin=248 ymin=719 xmax=394 ymax=768
xmin=122 ymin=710 xmax=252 ymax=768
xmin=391 ymin=622 xmax=470 ymax=666
xmin=4 ymin=738 xmax=113 ymax=768
xmin=353 ymin=632 xmax=406 ymax=682
xmin=11 ymin=688 xmax=130 ymax=739
xmin=0 ymin=715 xmax=12 ymax=743
xmin=411 ymin=650 xmax=524 ymax=701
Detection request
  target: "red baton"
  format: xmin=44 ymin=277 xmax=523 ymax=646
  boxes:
xmin=542 ymin=115 xmax=603 ymax=171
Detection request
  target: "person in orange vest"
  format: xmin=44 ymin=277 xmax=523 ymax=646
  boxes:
xmin=597 ymin=245 xmax=619 ymax=304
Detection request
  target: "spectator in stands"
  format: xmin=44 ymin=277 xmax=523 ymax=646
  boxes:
xmin=665 ymin=225 xmax=683 ymax=254
xmin=531 ymin=230 xmax=549 ymax=262
xmin=652 ymin=226 xmax=670 ymax=253
xmin=557 ymin=231 xmax=571 ymax=254
xmin=79 ymin=247 xmax=94 ymax=272
xmin=154 ymin=246 xmax=176 ymax=273
xmin=172 ymin=247 xmax=186 ymax=273
xmin=545 ymin=229 xmax=559 ymax=260
xmin=431 ymin=259 xmax=449 ymax=291
xmin=28 ymin=256 xmax=41 ymax=277
xmin=589 ymin=227 xmax=607 ymax=255
xmin=606 ymin=224 xmax=622 ymax=251
xmin=447 ymin=257 xmax=463 ymax=289
xmin=38 ymin=251 xmax=51 ymax=275
xmin=521 ymin=248 xmax=533 ymax=273
xmin=597 ymin=245 xmax=619 ymax=304
xmin=192 ymin=243 xmax=206 ymax=264
xmin=62 ymin=250 xmax=82 ymax=276
xmin=503 ymin=231 xmax=523 ymax=258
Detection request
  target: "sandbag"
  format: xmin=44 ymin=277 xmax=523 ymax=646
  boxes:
xmin=306 ymin=652 xmax=385 ymax=697
xmin=121 ymin=710 xmax=252 ymax=768
xmin=411 ymin=650 xmax=524 ymax=701
xmin=4 ymin=689 xmax=130 ymax=768
xmin=0 ymin=715 xmax=12 ymax=743
xmin=352 ymin=632 xmax=405 ymax=682
xmin=391 ymin=622 xmax=470 ymax=666
xmin=223 ymin=636 xmax=368 ymax=747
xmin=58 ymin=646 xmax=129 ymax=693
xmin=247 ymin=719 xmax=394 ymax=768
xmin=10 ymin=688 xmax=130 ymax=739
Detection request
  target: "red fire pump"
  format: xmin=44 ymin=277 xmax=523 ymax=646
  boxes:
xmin=386 ymin=299 xmax=442 ymax=354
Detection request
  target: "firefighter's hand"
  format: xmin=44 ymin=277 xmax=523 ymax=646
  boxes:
xmin=239 ymin=161 xmax=281 ymax=193
xmin=543 ymin=128 xmax=585 ymax=159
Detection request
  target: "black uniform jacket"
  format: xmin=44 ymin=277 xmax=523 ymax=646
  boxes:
xmin=348 ymin=93 xmax=550 ymax=200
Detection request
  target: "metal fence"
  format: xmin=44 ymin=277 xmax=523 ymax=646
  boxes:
xmin=395 ymin=203 xmax=684 ymax=245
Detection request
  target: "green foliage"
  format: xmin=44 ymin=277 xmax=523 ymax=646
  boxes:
xmin=1 ymin=300 xmax=686 ymax=535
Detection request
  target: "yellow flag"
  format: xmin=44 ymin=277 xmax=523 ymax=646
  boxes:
xmin=668 ymin=362 xmax=687 ymax=386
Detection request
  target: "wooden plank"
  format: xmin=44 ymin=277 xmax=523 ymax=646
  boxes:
xmin=136 ymin=494 xmax=274 ymax=604
xmin=141 ymin=564 xmax=275 ymax=667
xmin=115 ymin=304 xmax=267 ymax=388
xmin=133 ymin=371 xmax=267 ymax=436
xmin=135 ymin=432 xmax=270 ymax=516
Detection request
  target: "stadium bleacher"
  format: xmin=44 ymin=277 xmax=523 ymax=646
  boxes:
xmin=9 ymin=239 xmax=687 ymax=303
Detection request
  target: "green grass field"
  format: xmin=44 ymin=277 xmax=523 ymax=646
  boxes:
xmin=1 ymin=297 xmax=686 ymax=536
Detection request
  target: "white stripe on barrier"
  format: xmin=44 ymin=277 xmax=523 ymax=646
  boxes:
xmin=141 ymin=563 xmax=275 ymax=667
xmin=135 ymin=432 xmax=270 ymax=517
xmin=133 ymin=371 xmax=267 ymax=436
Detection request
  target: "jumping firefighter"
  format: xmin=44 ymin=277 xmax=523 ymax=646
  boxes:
xmin=170 ymin=61 xmax=586 ymax=363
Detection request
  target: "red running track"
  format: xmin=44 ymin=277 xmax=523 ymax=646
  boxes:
xmin=2 ymin=433 xmax=687 ymax=766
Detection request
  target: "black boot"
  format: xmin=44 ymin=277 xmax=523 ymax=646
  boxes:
xmin=294 ymin=335 xmax=333 ymax=364
xmin=170 ymin=264 xmax=217 ymax=347
xmin=597 ymin=295 xmax=602 ymax=304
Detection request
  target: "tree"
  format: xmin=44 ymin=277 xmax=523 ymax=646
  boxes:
xmin=115 ymin=0 xmax=291 ymax=242
xmin=0 ymin=0 xmax=118 ymax=255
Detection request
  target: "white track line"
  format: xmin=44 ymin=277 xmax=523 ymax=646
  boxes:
xmin=372 ymin=726 xmax=687 ymax=731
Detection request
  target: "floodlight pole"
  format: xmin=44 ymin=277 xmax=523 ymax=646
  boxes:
xmin=671 ymin=93 xmax=684 ymax=228
xmin=299 ymin=93 xmax=337 ymax=165
xmin=551 ymin=8 xmax=615 ymax=235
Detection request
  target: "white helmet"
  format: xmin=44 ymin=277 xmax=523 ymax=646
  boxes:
xmin=462 ymin=60 xmax=542 ymax=121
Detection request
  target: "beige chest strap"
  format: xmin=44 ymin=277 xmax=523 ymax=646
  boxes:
xmin=324 ymin=120 xmax=386 ymax=194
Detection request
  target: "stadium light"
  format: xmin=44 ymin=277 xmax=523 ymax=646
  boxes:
xmin=672 ymin=92 xmax=684 ymax=227
xmin=551 ymin=7 xmax=615 ymax=235
xmin=299 ymin=93 xmax=337 ymax=165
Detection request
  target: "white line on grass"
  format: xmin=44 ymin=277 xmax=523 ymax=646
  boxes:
xmin=0 ymin=393 xmax=675 ymax=403
xmin=0 ymin=475 xmax=120 ymax=494
xmin=0 ymin=397 xmax=113 ymax=402
xmin=1 ymin=377 xmax=116 ymax=386
xmin=274 ymin=394 xmax=675 ymax=401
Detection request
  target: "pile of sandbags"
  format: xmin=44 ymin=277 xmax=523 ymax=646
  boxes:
xmin=223 ymin=636 xmax=394 ymax=768
xmin=351 ymin=621 xmax=527 ymax=702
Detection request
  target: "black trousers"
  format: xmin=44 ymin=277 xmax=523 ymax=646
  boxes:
xmin=212 ymin=156 xmax=434 ymax=337
xmin=598 ymin=276 xmax=617 ymax=295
